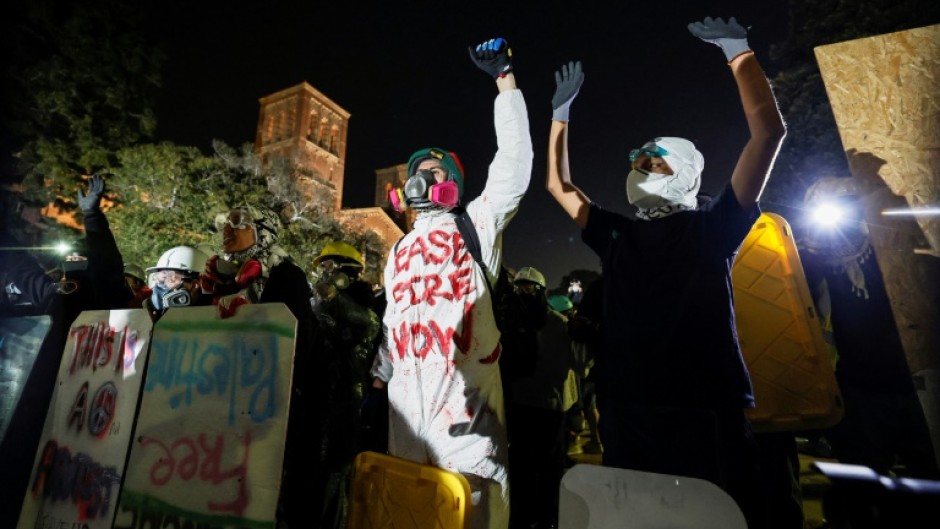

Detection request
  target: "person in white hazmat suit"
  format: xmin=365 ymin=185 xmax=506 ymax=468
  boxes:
xmin=372 ymin=36 xmax=532 ymax=529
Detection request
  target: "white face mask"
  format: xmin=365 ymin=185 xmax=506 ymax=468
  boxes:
xmin=626 ymin=169 xmax=678 ymax=209
xmin=625 ymin=137 xmax=704 ymax=217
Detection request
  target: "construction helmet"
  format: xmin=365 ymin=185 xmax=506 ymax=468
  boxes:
xmin=548 ymin=294 xmax=574 ymax=313
xmin=146 ymin=246 xmax=210 ymax=275
xmin=513 ymin=266 xmax=546 ymax=289
xmin=314 ymin=241 xmax=364 ymax=269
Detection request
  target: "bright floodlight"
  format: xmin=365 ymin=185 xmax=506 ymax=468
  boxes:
xmin=54 ymin=241 xmax=72 ymax=255
xmin=811 ymin=202 xmax=845 ymax=227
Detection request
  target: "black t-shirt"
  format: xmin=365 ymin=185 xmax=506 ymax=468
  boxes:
xmin=582 ymin=183 xmax=758 ymax=409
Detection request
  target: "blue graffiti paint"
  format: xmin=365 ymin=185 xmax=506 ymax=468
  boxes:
xmin=145 ymin=333 xmax=279 ymax=425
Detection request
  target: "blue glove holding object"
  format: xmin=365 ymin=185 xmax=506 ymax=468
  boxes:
xmin=469 ymin=37 xmax=513 ymax=79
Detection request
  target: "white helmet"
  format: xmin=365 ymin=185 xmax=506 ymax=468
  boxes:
xmin=146 ymin=246 xmax=209 ymax=275
xmin=514 ymin=266 xmax=546 ymax=289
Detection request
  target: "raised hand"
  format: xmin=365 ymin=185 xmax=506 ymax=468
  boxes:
xmin=77 ymin=174 xmax=105 ymax=213
xmin=688 ymin=16 xmax=751 ymax=62
xmin=468 ymin=37 xmax=513 ymax=79
xmin=552 ymin=61 xmax=584 ymax=122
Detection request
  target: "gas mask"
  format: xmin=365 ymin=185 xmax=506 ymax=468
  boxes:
xmin=390 ymin=169 xmax=459 ymax=211
xmin=151 ymin=285 xmax=193 ymax=310
xmin=149 ymin=269 xmax=195 ymax=310
xmin=313 ymin=258 xmax=361 ymax=305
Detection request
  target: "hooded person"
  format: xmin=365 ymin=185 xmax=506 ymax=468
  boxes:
xmin=545 ymin=16 xmax=787 ymax=529
xmin=372 ymin=36 xmax=533 ymax=529
xmin=200 ymin=203 xmax=292 ymax=314
xmin=625 ymin=136 xmax=705 ymax=219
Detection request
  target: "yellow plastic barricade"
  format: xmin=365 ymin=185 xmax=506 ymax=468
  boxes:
xmin=732 ymin=212 xmax=843 ymax=432
xmin=348 ymin=451 xmax=471 ymax=529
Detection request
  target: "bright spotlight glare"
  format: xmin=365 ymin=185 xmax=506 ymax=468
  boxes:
xmin=54 ymin=242 xmax=72 ymax=255
xmin=811 ymin=203 xmax=845 ymax=227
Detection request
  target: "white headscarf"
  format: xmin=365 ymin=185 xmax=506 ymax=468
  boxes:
xmin=626 ymin=137 xmax=704 ymax=219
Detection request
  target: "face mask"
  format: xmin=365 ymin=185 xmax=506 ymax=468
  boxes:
xmin=163 ymin=288 xmax=192 ymax=308
xmin=390 ymin=169 xmax=460 ymax=211
xmin=151 ymin=285 xmax=191 ymax=310
xmin=626 ymin=169 xmax=676 ymax=209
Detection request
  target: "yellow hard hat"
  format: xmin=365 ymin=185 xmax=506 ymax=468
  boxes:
xmin=314 ymin=241 xmax=364 ymax=268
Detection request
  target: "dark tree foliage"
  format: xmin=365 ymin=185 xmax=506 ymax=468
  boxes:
xmin=109 ymin=141 xmax=387 ymax=286
xmin=2 ymin=0 xmax=163 ymax=194
xmin=1 ymin=1 xmax=387 ymax=284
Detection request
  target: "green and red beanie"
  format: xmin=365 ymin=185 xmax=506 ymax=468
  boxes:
xmin=407 ymin=147 xmax=466 ymax=198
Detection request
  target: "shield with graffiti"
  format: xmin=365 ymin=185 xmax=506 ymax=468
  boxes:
xmin=113 ymin=303 xmax=296 ymax=529
xmin=16 ymin=309 xmax=153 ymax=529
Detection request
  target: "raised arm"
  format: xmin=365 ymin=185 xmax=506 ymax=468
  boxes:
xmin=546 ymin=61 xmax=591 ymax=229
xmin=689 ymin=17 xmax=786 ymax=211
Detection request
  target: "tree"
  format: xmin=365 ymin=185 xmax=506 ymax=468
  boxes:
xmin=107 ymin=141 xmax=387 ymax=286
xmin=1 ymin=0 xmax=164 ymax=227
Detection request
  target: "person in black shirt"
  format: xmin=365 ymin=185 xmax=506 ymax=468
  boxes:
xmin=545 ymin=16 xmax=786 ymax=529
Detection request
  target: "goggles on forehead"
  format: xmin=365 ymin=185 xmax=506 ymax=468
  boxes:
xmin=629 ymin=144 xmax=670 ymax=162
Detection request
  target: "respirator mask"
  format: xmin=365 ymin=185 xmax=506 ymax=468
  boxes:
xmin=315 ymin=259 xmax=352 ymax=291
xmin=390 ymin=169 xmax=459 ymax=212
xmin=149 ymin=269 xmax=195 ymax=310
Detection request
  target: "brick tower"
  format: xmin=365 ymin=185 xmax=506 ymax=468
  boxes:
xmin=254 ymin=82 xmax=350 ymax=211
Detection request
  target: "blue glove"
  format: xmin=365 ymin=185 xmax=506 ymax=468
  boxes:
xmin=552 ymin=60 xmax=584 ymax=122
xmin=77 ymin=174 xmax=105 ymax=213
xmin=468 ymin=37 xmax=513 ymax=79
xmin=688 ymin=16 xmax=751 ymax=62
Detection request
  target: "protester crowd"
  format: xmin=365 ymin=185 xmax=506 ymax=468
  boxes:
xmin=3 ymin=15 xmax=938 ymax=529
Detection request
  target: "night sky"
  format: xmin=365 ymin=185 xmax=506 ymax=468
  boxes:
xmin=146 ymin=0 xmax=791 ymax=286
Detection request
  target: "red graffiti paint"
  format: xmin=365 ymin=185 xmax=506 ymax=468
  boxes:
xmin=390 ymin=267 xmax=476 ymax=309
xmin=69 ymin=322 xmax=119 ymax=374
xmin=452 ymin=302 xmax=475 ymax=354
xmin=479 ymin=343 xmax=502 ymax=364
xmin=138 ymin=431 xmax=250 ymax=516
xmin=394 ymin=230 xmax=455 ymax=274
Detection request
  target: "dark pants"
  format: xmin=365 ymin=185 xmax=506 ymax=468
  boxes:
xmin=507 ymin=404 xmax=566 ymax=529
